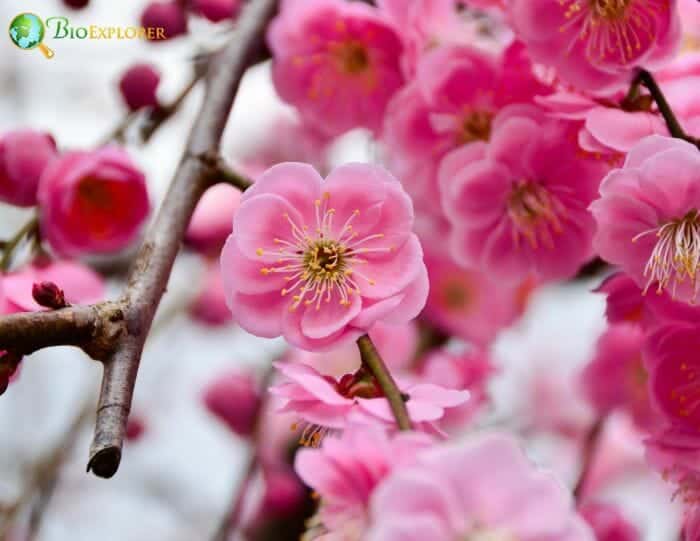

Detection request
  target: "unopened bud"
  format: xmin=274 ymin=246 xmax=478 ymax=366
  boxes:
xmin=32 ymin=281 xmax=68 ymax=310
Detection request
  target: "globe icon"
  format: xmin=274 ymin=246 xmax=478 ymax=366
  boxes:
xmin=8 ymin=13 xmax=54 ymax=59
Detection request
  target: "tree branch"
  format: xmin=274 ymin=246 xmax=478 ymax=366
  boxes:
xmin=638 ymin=70 xmax=700 ymax=148
xmin=0 ymin=0 xmax=278 ymax=480
xmin=357 ymin=334 xmax=413 ymax=431
xmin=86 ymin=0 xmax=278 ymax=479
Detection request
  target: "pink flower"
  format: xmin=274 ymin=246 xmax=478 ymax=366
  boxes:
xmin=645 ymin=324 xmax=700 ymax=432
xmin=508 ymin=0 xmax=681 ymax=93
xmin=590 ymin=135 xmax=700 ymax=304
xmin=0 ymin=130 xmax=57 ymax=207
xmin=270 ymin=361 xmax=469 ymax=440
xmin=220 ymin=162 xmax=428 ymax=351
xmin=141 ymin=1 xmax=188 ymax=41
xmin=579 ymin=501 xmax=639 ymax=541
xmin=645 ymin=424 xmax=700 ymax=504
xmin=191 ymin=0 xmax=241 ymax=22
xmin=203 ymin=369 xmax=261 ymax=437
xmin=260 ymin=465 xmax=307 ymax=517
xmin=580 ymin=323 xmax=658 ymax=429
xmin=537 ymin=89 xmax=665 ymax=157
xmin=684 ymin=507 xmax=700 ymax=541
xmin=596 ymin=273 xmax=645 ymax=324
xmin=2 ymin=260 xmax=104 ymax=313
xmin=366 ymin=433 xmax=593 ymax=541
xmin=420 ymin=348 xmax=495 ymax=429
xmin=185 ymin=183 xmax=242 ymax=255
xmin=188 ymin=261 xmax=232 ymax=326
xmin=286 ymin=321 xmax=418 ymax=379
xmin=423 ymin=248 xmax=528 ymax=345
xmin=267 ymin=0 xmax=404 ymax=137
xmin=119 ymin=63 xmax=161 ymax=112
xmin=295 ymin=425 xmax=433 ymax=537
xmin=382 ymin=42 xmax=550 ymax=203
xmin=440 ymin=105 xmax=605 ymax=282
xmin=38 ymin=146 xmax=150 ymax=257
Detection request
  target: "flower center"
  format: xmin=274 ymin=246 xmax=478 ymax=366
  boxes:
xmin=258 ymin=192 xmax=390 ymax=311
xmin=507 ymin=181 xmax=566 ymax=250
xmin=457 ymin=111 xmax=493 ymax=145
xmin=589 ymin=0 xmax=631 ymax=20
xmin=559 ymin=0 xmax=663 ymax=63
xmin=331 ymin=41 xmax=370 ymax=75
xmin=442 ymin=278 xmax=472 ymax=311
xmin=335 ymin=368 xmax=384 ymax=399
xmin=634 ymin=210 xmax=700 ymax=301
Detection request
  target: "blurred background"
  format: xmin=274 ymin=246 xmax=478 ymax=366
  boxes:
xmin=0 ymin=1 xmax=684 ymax=539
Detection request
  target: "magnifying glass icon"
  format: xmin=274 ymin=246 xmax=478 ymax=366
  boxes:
xmin=9 ymin=13 xmax=55 ymax=59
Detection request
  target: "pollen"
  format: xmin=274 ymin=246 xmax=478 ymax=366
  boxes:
xmin=507 ymin=180 xmax=567 ymax=250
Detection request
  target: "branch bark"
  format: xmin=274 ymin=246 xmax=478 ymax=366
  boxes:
xmin=87 ymin=0 xmax=278 ymax=479
xmin=0 ymin=0 xmax=278 ymax=479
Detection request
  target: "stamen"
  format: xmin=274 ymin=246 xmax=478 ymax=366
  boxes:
xmin=634 ymin=210 xmax=700 ymax=302
xmin=507 ymin=180 xmax=567 ymax=250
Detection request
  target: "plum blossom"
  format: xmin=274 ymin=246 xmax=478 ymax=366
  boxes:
xmin=382 ymin=41 xmax=550 ymax=203
xmin=590 ymin=136 xmax=700 ymax=304
xmin=188 ymin=262 xmax=232 ymax=326
xmin=440 ymin=105 xmax=606 ymax=282
xmin=38 ymin=146 xmax=150 ymax=257
xmin=295 ymin=425 xmax=433 ymax=539
xmin=203 ymin=369 xmax=261 ymax=437
xmin=220 ymin=162 xmax=428 ymax=351
xmin=268 ymin=0 xmax=404 ymax=136
xmin=0 ymin=130 xmax=57 ymax=207
xmin=140 ymin=1 xmax=188 ymax=40
xmin=420 ymin=348 xmax=495 ymax=429
xmin=191 ymin=0 xmax=241 ymax=22
xmin=596 ymin=273 xmax=645 ymax=324
xmin=185 ymin=183 xmax=242 ymax=255
xmin=118 ymin=63 xmax=161 ymax=112
xmin=269 ymin=361 xmax=469 ymax=443
xmin=366 ymin=433 xmax=593 ymax=541
xmin=645 ymin=424 xmax=700 ymax=505
xmin=580 ymin=323 xmax=658 ymax=429
xmin=645 ymin=324 xmax=700 ymax=432
xmin=509 ymin=0 xmax=681 ymax=93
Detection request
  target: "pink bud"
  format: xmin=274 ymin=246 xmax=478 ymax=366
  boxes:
xmin=63 ymin=0 xmax=90 ymax=8
xmin=141 ymin=2 xmax=188 ymax=41
xmin=203 ymin=370 xmax=260 ymax=437
xmin=580 ymin=501 xmax=639 ymax=541
xmin=191 ymin=0 xmax=241 ymax=22
xmin=189 ymin=262 xmax=232 ymax=326
xmin=32 ymin=281 xmax=68 ymax=310
xmin=126 ymin=416 xmax=146 ymax=441
xmin=261 ymin=467 xmax=305 ymax=517
xmin=37 ymin=146 xmax=150 ymax=257
xmin=0 ymin=130 xmax=57 ymax=207
xmin=185 ymin=183 xmax=242 ymax=254
xmin=119 ymin=64 xmax=161 ymax=112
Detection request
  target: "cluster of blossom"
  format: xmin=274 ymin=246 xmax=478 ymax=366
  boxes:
xmin=202 ymin=0 xmax=700 ymax=539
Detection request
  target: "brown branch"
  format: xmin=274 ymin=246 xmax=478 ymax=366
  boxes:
xmin=87 ymin=0 xmax=279 ymax=479
xmin=0 ymin=0 xmax=277 ymax=480
xmin=357 ymin=334 xmax=413 ymax=431
xmin=573 ymin=415 xmax=606 ymax=502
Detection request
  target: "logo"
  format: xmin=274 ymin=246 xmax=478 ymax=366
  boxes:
xmin=9 ymin=13 xmax=54 ymax=59
xmin=8 ymin=12 xmax=167 ymax=59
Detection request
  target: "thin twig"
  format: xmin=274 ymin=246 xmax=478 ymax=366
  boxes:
xmin=573 ymin=416 xmax=606 ymax=502
xmin=638 ymin=70 xmax=700 ymax=148
xmin=198 ymin=151 xmax=253 ymax=191
xmin=357 ymin=334 xmax=412 ymax=431
xmin=0 ymin=215 xmax=39 ymax=272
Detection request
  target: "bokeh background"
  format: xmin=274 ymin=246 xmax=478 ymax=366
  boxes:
xmin=0 ymin=1 xmax=683 ymax=539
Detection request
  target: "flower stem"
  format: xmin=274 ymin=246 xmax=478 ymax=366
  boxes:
xmin=0 ymin=215 xmax=39 ymax=272
xmin=573 ymin=415 xmax=606 ymax=502
xmin=357 ymin=334 xmax=413 ymax=431
xmin=638 ymin=70 xmax=700 ymax=148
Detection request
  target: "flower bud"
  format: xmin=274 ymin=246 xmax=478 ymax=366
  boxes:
xmin=119 ymin=64 xmax=161 ymax=112
xmin=189 ymin=262 xmax=231 ymax=326
xmin=141 ymin=2 xmax=188 ymax=41
xmin=126 ymin=416 xmax=146 ymax=442
xmin=203 ymin=370 xmax=260 ymax=437
xmin=32 ymin=281 xmax=68 ymax=310
xmin=37 ymin=146 xmax=150 ymax=257
xmin=191 ymin=0 xmax=241 ymax=23
xmin=0 ymin=130 xmax=57 ymax=207
xmin=261 ymin=467 xmax=306 ymax=517
xmin=63 ymin=0 xmax=90 ymax=9
xmin=185 ymin=183 xmax=241 ymax=254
